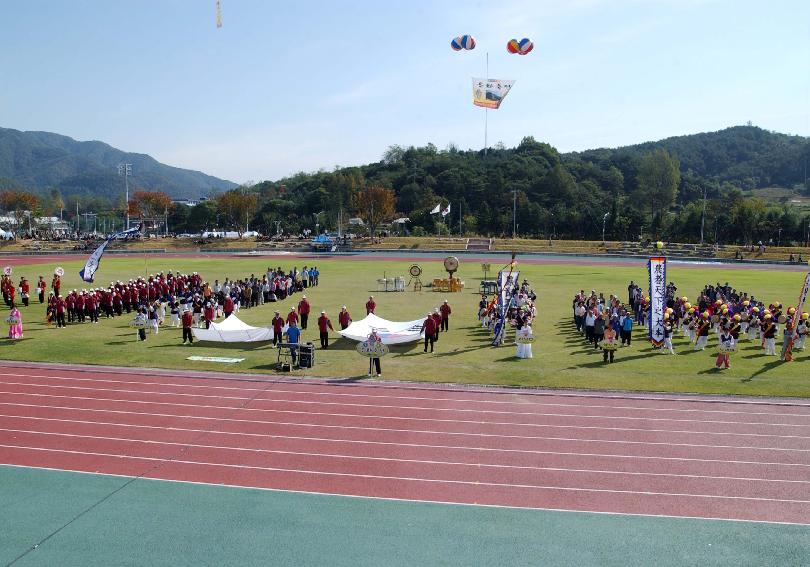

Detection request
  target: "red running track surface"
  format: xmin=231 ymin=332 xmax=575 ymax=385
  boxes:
xmin=1 ymin=361 xmax=809 ymax=524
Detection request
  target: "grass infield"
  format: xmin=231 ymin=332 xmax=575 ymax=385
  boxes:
xmin=1 ymin=254 xmax=809 ymax=397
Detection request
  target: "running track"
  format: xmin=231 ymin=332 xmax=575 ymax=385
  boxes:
xmin=1 ymin=361 xmax=809 ymax=525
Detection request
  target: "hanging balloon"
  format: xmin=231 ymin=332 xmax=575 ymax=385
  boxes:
xmin=460 ymin=35 xmax=476 ymax=50
xmin=450 ymin=37 xmax=463 ymax=51
xmin=507 ymin=39 xmax=521 ymax=54
xmin=517 ymin=38 xmax=534 ymax=55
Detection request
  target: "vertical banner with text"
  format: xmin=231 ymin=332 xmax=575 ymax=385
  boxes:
xmin=783 ymin=272 xmax=810 ymax=361
xmin=648 ymin=257 xmax=667 ymax=347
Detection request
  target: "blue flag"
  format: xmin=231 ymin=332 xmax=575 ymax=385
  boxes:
xmin=79 ymin=224 xmax=142 ymax=283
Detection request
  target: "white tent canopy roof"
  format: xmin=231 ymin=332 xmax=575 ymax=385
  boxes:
xmin=192 ymin=314 xmax=277 ymax=343
xmin=339 ymin=313 xmax=425 ymax=345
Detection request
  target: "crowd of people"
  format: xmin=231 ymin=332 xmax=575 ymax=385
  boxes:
xmin=478 ymin=277 xmax=537 ymax=357
xmin=572 ymin=280 xmax=808 ymax=368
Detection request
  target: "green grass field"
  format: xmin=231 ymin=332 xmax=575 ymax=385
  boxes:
xmin=2 ymin=254 xmax=809 ymax=397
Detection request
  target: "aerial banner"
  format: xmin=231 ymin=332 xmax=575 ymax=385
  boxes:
xmin=472 ymin=78 xmax=515 ymax=109
xmin=648 ymin=257 xmax=667 ymax=347
xmin=79 ymin=223 xmax=142 ymax=283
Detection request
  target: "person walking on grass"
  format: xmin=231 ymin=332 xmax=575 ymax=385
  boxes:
xmin=367 ymin=329 xmax=382 ymax=377
xmin=421 ymin=312 xmax=436 ymax=353
xmin=338 ymin=305 xmax=352 ymax=330
xmin=602 ymin=325 xmax=617 ymax=363
xmin=298 ymin=295 xmax=311 ymax=329
xmin=317 ymin=310 xmax=333 ymax=349
xmin=440 ymin=300 xmax=452 ymax=332
xmin=181 ymin=308 xmax=194 ymax=345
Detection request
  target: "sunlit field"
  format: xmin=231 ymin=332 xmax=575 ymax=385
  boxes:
xmin=2 ymin=254 xmax=808 ymax=397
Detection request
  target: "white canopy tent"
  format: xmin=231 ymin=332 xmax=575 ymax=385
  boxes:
xmin=339 ymin=313 xmax=425 ymax=345
xmin=192 ymin=315 xmax=281 ymax=343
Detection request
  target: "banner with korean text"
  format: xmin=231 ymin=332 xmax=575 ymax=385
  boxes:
xmin=472 ymin=78 xmax=515 ymax=109
xmin=648 ymin=257 xmax=667 ymax=347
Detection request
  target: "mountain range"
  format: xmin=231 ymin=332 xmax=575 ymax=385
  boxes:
xmin=0 ymin=127 xmax=237 ymax=201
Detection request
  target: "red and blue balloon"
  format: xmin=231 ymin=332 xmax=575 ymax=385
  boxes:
xmin=506 ymin=38 xmax=534 ymax=55
xmin=450 ymin=35 xmax=476 ymax=51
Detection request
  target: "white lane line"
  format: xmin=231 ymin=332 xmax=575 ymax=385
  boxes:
xmin=2 ymin=413 xmax=808 ymax=469
xmin=3 ymin=444 xmax=810 ymax=505
xmin=3 ymin=371 xmax=810 ymax=419
xmin=3 ymin=463 xmax=807 ymax=527
xmin=3 ymin=381 xmax=808 ymax=428
xmin=1 ymin=404 xmax=809 ymax=454
xmin=1 ymin=393 xmax=809 ymax=441
xmin=3 ymin=428 xmax=808 ymax=486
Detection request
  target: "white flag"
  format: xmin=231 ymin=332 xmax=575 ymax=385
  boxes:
xmin=429 ymin=204 xmax=441 ymax=214
xmin=441 ymin=203 xmax=451 ymax=217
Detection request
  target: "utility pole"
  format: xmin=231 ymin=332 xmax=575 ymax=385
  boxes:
xmin=512 ymin=188 xmax=517 ymax=239
xmin=700 ymin=185 xmax=708 ymax=244
xmin=602 ymin=212 xmax=610 ymax=245
xmin=118 ymin=164 xmax=132 ymax=230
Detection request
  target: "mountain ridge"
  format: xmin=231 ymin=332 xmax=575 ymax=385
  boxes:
xmin=0 ymin=127 xmax=238 ymax=201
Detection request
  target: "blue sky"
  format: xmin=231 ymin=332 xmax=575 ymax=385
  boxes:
xmin=1 ymin=0 xmax=808 ymax=184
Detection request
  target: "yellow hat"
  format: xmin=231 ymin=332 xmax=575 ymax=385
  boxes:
xmin=715 ymin=300 xmax=722 ymax=305
xmin=688 ymin=308 xmax=695 ymax=314
xmin=788 ymin=307 xmax=796 ymax=314
xmin=702 ymin=312 xmax=709 ymax=318
xmin=684 ymin=302 xmax=692 ymax=309
xmin=753 ymin=307 xmax=760 ymax=313
xmin=743 ymin=300 xmax=750 ymax=307
xmin=802 ymin=312 xmax=809 ymax=320
xmin=681 ymin=296 xmax=688 ymax=302
xmin=765 ymin=313 xmax=772 ymax=319
xmin=733 ymin=314 xmax=741 ymax=321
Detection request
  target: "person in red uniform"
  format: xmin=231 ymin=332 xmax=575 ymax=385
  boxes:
xmin=298 ymin=295 xmax=311 ymax=329
xmin=223 ymin=295 xmax=234 ymax=318
xmin=75 ymin=291 xmax=86 ymax=323
xmin=52 ymin=274 xmax=61 ymax=297
xmin=338 ymin=306 xmax=352 ymax=330
xmin=366 ymin=296 xmax=376 ymax=315
xmin=439 ymin=300 xmax=451 ymax=332
xmin=431 ymin=309 xmax=442 ymax=342
xmin=271 ymin=310 xmax=285 ymax=346
xmin=286 ymin=307 xmax=299 ymax=327
xmin=65 ymin=291 xmax=76 ymax=323
xmin=55 ymin=295 xmax=66 ymax=328
xmin=317 ymin=310 xmax=334 ymax=348
xmin=421 ymin=312 xmax=436 ymax=353
xmin=19 ymin=277 xmax=30 ymax=307
xmin=181 ymin=309 xmax=194 ymax=345
xmin=37 ymin=276 xmax=47 ymax=304
xmin=203 ymin=301 xmax=215 ymax=329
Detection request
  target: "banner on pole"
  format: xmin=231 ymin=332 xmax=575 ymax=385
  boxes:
xmin=648 ymin=257 xmax=667 ymax=347
xmin=472 ymin=78 xmax=515 ymax=109
xmin=783 ymin=272 xmax=810 ymax=361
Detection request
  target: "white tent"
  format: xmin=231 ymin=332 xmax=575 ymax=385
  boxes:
xmin=339 ymin=313 xmax=425 ymax=345
xmin=192 ymin=315 xmax=278 ymax=343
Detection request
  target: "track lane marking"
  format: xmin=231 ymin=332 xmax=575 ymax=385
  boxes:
xmin=3 ymin=445 xmax=810 ymax=505
xmin=1 ymin=404 xmax=809 ymax=453
xmin=3 ymin=381 xmax=809 ymax=427
xmin=2 ymin=393 xmax=809 ymax=440
xmin=3 ymin=428 xmax=808 ymax=485
xmin=2 ymin=371 xmax=810 ymax=418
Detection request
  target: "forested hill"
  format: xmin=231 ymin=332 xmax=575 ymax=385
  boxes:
xmin=243 ymin=125 xmax=809 ymax=243
xmin=0 ymin=127 xmax=237 ymax=201
xmin=569 ymin=126 xmax=809 ymax=190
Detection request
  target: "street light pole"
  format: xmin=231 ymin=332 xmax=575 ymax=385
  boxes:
xmin=512 ymin=188 xmax=517 ymax=239
xmin=118 ymin=164 xmax=132 ymax=230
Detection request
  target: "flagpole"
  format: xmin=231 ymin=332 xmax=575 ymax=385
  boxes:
xmin=484 ymin=52 xmax=489 ymax=156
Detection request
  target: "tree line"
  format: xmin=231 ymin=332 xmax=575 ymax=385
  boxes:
xmin=1 ymin=125 xmax=809 ymax=245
